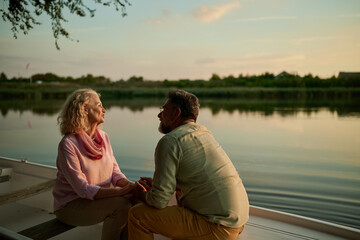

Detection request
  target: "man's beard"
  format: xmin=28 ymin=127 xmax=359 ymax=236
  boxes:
xmin=158 ymin=122 xmax=171 ymax=134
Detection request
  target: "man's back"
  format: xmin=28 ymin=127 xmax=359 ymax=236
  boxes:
xmin=163 ymin=122 xmax=249 ymax=228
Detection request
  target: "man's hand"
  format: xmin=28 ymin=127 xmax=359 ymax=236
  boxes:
xmin=139 ymin=177 xmax=153 ymax=191
xmin=133 ymin=177 xmax=152 ymax=202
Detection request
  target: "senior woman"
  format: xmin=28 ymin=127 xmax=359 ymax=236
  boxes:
xmin=53 ymin=89 xmax=134 ymax=240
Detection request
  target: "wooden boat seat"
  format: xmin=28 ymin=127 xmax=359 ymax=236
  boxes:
xmin=17 ymin=218 xmax=76 ymax=240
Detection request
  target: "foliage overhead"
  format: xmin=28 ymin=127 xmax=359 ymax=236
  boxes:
xmin=0 ymin=0 xmax=131 ymax=50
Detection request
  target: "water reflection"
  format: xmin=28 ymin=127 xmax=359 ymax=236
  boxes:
xmin=0 ymin=99 xmax=359 ymax=229
xmin=1 ymin=98 xmax=359 ymax=117
xmin=0 ymin=100 xmax=63 ymax=116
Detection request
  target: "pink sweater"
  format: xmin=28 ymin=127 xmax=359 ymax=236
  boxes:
xmin=52 ymin=130 xmax=126 ymax=212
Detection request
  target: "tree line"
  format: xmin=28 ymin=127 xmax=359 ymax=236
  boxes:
xmin=1 ymin=71 xmax=359 ymax=88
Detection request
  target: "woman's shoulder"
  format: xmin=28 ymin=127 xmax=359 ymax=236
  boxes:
xmin=58 ymin=134 xmax=77 ymax=147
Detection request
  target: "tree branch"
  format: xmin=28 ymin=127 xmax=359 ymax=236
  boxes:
xmin=0 ymin=0 xmax=131 ymax=50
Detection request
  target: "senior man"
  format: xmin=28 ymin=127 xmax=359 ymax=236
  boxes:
xmin=129 ymin=89 xmax=249 ymax=240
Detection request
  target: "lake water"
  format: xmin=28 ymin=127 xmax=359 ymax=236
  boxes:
xmin=0 ymin=98 xmax=359 ymax=229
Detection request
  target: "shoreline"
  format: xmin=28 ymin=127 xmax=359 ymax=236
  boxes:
xmin=1 ymin=86 xmax=360 ymax=100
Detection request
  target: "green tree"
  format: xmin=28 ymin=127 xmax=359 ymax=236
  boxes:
xmin=31 ymin=72 xmax=61 ymax=82
xmin=79 ymin=74 xmax=95 ymax=83
xmin=209 ymin=73 xmax=221 ymax=82
xmin=0 ymin=72 xmax=8 ymax=81
xmin=259 ymin=72 xmax=275 ymax=79
xmin=1 ymin=0 xmax=130 ymax=49
xmin=127 ymin=76 xmax=144 ymax=83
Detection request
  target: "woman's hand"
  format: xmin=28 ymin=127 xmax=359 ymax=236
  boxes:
xmin=94 ymin=181 xmax=135 ymax=199
xmin=114 ymin=178 xmax=135 ymax=198
xmin=116 ymin=178 xmax=135 ymax=188
xmin=120 ymin=181 xmax=136 ymax=198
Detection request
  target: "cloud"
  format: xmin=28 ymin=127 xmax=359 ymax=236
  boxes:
xmin=195 ymin=53 xmax=306 ymax=68
xmin=339 ymin=14 xmax=360 ymax=18
xmin=192 ymin=2 xmax=241 ymax=23
xmin=143 ymin=18 xmax=170 ymax=25
xmin=235 ymin=16 xmax=296 ymax=22
xmin=195 ymin=58 xmax=217 ymax=65
xmin=162 ymin=10 xmax=171 ymax=17
xmin=142 ymin=10 xmax=172 ymax=25
xmin=71 ymin=26 xmax=108 ymax=34
xmin=293 ymin=36 xmax=339 ymax=45
xmin=194 ymin=53 xmax=308 ymax=80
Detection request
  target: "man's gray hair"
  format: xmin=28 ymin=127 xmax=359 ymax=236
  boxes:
xmin=167 ymin=89 xmax=200 ymax=121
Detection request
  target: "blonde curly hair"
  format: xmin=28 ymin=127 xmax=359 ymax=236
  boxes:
xmin=57 ymin=89 xmax=100 ymax=136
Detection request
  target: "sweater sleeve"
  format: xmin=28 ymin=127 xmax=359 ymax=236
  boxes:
xmin=57 ymin=138 xmax=100 ymax=200
xmin=146 ymin=135 xmax=180 ymax=208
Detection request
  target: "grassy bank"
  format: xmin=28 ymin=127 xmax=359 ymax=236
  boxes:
xmin=1 ymin=83 xmax=360 ymax=100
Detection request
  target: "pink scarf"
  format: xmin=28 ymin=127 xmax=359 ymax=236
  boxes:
xmin=75 ymin=129 xmax=105 ymax=160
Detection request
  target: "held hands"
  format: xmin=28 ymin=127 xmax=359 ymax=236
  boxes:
xmin=139 ymin=177 xmax=153 ymax=191
xmin=119 ymin=181 xmax=135 ymax=198
xmin=94 ymin=181 xmax=135 ymax=200
xmin=115 ymin=178 xmax=136 ymax=198
xmin=110 ymin=177 xmax=153 ymax=201
xmin=133 ymin=177 xmax=153 ymax=202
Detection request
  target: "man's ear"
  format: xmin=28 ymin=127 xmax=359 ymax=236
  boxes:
xmin=173 ymin=107 xmax=181 ymax=120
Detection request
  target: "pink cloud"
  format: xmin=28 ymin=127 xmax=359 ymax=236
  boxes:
xmin=192 ymin=2 xmax=241 ymax=23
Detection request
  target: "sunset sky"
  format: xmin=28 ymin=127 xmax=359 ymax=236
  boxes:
xmin=0 ymin=0 xmax=359 ymax=81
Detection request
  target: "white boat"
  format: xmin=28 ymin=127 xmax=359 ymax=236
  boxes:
xmin=0 ymin=156 xmax=359 ymax=240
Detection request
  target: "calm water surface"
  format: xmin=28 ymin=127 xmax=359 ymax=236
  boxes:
xmin=0 ymin=99 xmax=359 ymax=229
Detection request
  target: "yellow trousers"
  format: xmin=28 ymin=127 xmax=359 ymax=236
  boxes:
xmin=55 ymin=196 xmax=131 ymax=240
xmin=128 ymin=203 xmax=244 ymax=240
